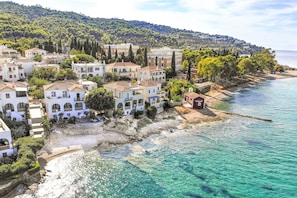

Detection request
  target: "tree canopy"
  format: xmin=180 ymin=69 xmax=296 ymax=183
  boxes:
xmin=84 ymin=88 xmax=114 ymax=112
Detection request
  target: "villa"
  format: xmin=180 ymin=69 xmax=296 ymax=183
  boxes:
xmin=72 ymin=61 xmax=105 ymax=79
xmin=106 ymin=61 xmax=141 ymax=79
xmin=0 ymin=118 xmax=15 ymax=158
xmin=0 ymin=60 xmax=26 ymax=81
xmin=104 ymin=81 xmax=145 ymax=115
xmin=43 ymin=80 xmax=89 ymax=120
xmin=0 ymin=81 xmax=29 ymax=121
xmin=148 ymin=47 xmax=182 ymax=71
xmin=137 ymin=66 xmax=166 ymax=83
xmin=25 ymin=48 xmax=47 ymax=60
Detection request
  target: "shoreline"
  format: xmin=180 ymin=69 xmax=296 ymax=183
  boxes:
xmin=38 ymin=70 xmax=297 ymax=164
xmin=6 ymin=70 xmax=297 ymax=197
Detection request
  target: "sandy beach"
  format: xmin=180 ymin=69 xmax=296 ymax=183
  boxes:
xmin=37 ymin=70 xmax=297 ymax=165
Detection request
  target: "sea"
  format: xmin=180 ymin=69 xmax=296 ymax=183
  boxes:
xmin=20 ymin=51 xmax=297 ymax=198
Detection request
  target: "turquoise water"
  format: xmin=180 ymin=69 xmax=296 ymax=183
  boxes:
xmin=31 ymin=78 xmax=297 ymax=198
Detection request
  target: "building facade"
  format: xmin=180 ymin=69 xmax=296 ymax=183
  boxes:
xmin=0 ymin=61 xmax=25 ymax=81
xmin=0 ymin=118 xmax=15 ymax=158
xmin=0 ymin=82 xmax=29 ymax=121
xmin=104 ymin=81 xmax=145 ymax=115
xmin=137 ymin=66 xmax=166 ymax=83
xmin=43 ymin=81 xmax=89 ymax=120
xmin=148 ymin=47 xmax=182 ymax=71
xmin=103 ymin=43 xmax=139 ymax=58
xmin=106 ymin=61 xmax=141 ymax=79
xmin=138 ymin=80 xmax=165 ymax=113
xmin=72 ymin=61 xmax=105 ymax=79
xmin=25 ymin=48 xmax=47 ymax=60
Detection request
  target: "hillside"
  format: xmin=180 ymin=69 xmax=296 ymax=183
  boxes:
xmin=0 ymin=1 xmax=263 ymax=53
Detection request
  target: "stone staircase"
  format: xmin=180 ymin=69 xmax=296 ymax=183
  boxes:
xmin=28 ymin=103 xmax=45 ymax=138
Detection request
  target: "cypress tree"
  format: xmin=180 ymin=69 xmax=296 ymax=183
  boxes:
xmin=58 ymin=39 xmax=62 ymax=53
xmin=108 ymin=46 xmax=112 ymax=60
xmin=128 ymin=44 xmax=134 ymax=62
xmin=171 ymin=51 xmax=176 ymax=76
xmin=144 ymin=47 xmax=148 ymax=66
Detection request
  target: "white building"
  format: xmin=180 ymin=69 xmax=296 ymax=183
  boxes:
xmin=72 ymin=61 xmax=105 ymax=79
xmin=25 ymin=48 xmax=47 ymax=60
xmin=0 ymin=61 xmax=26 ymax=81
xmin=43 ymin=54 xmax=70 ymax=64
xmin=106 ymin=61 xmax=141 ymax=79
xmin=138 ymin=80 xmax=165 ymax=113
xmin=0 ymin=81 xmax=29 ymax=121
xmin=0 ymin=118 xmax=15 ymax=158
xmin=14 ymin=59 xmax=39 ymax=75
xmin=0 ymin=45 xmax=19 ymax=59
xmin=137 ymin=66 xmax=166 ymax=83
xmin=148 ymin=47 xmax=183 ymax=71
xmin=103 ymin=43 xmax=139 ymax=57
xmin=43 ymin=80 xmax=89 ymax=120
xmin=104 ymin=81 xmax=145 ymax=115
xmin=78 ymin=79 xmax=98 ymax=91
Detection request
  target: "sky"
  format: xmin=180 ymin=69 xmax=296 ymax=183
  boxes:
xmin=3 ymin=0 xmax=297 ymax=50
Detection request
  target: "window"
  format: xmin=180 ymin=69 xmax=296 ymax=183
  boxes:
xmin=9 ymin=75 xmax=12 ymax=78
xmin=51 ymin=92 xmax=56 ymax=97
xmin=62 ymin=91 xmax=67 ymax=98
xmin=3 ymin=153 xmax=7 ymax=158
xmin=5 ymin=93 xmax=10 ymax=98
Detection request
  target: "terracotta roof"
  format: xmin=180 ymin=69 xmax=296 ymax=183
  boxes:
xmin=138 ymin=80 xmax=160 ymax=87
xmin=43 ymin=80 xmax=84 ymax=91
xmin=139 ymin=66 xmax=164 ymax=71
xmin=184 ymin=92 xmax=204 ymax=99
xmin=104 ymin=81 xmax=137 ymax=91
xmin=0 ymin=81 xmax=27 ymax=92
xmin=106 ymin=62 xmax=141 ymax=67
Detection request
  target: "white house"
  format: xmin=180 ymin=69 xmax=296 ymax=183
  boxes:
xmin=0 ymin=45 xmax=19 ymax=59
xmin=106 ymin=61 xmax=141 ymax=79
xmin=0 ymin=118 xmax=15 ymax=158
xmin=25 ymin=48 xmax=47 ymax=60
xmin=104 ymin=81 xmax=145 ymax=115
xmin=72 ymin=61 xmax=105 ymax=79
xmin=0 ymin=81 xmax=29 ymax=121
xmin=43 ymin=80 xmax=89 ymax=120
xmin=137 ymin=66 xmax=166 ymax=83
xmin=148 ymin=47 xmax=182 ymax=71
xmin=0 ymin=61 xmax=26 ymax=81
xmin=138 ymin=80 xmax=165 ymax=113
xmin=78 ymin=79 xmax=98 ymax=91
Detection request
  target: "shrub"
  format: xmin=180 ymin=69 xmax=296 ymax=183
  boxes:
xmin=146 ymin=106 xmax=157 ymax=119
xmin=134 ymin=110 xmax=144 ymax=119
xmin=0 ymin=164 xmax=12 ymax=178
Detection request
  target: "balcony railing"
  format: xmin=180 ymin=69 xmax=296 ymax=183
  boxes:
xmin=75 ymin=107 xmax=83 ymax=110
xmin=17 ymin=108 xmax=26 ymax=112
xmin=0 ymin=145 xmax=10 ymax=151
xmin=52 ymin=109 xmax=60 ymax=112
xmin=74 ymin=98 xmax=84 ymax=101
xmin=124 ymin=97 xmax=133 ymax=101
xmin=64 ymin=108 xmax=72 ymax=111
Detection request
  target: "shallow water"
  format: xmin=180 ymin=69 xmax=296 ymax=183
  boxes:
xmin=21 ymin=78 xmax=297 ymax=198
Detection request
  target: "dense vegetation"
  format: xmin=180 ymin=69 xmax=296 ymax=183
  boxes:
xmin=0 ymin=1 xmax=263 ymax=54
xmin=0 ymin=137 xmax=44 ymax=180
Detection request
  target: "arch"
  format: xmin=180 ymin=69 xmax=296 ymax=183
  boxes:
xmin=17 ymin=102 xmax=26 ymax=112
xmin=64 ymin=103 xmax=72 ymax=111
xmin=117 ymin=103 xmax=123 ymax=109
xmin=4 ymin=103 xmax=14 ymax=112
xmin=88 ymin=74 xmax=93 ymax=77
xmin=75 ymin=103 xmax=83 ymax=110
xmin=52 ymin=104 xmax=61 ymax=112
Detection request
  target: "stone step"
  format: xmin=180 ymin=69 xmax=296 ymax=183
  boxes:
xmin=31 ymin=123 xmax=41 ymax=129
xmin=31 ymin=128 xmax=44 ymax=135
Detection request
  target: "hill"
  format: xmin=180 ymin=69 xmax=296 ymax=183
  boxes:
xmin=0 ymin=1 xmax=263 ymax=53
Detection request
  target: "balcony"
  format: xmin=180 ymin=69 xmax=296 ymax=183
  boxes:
xmin=74 ymin=98 xmax=84 ymax=101
xmin=52 ymin=109 xmax=60 ymax=112
xmin=64 ymin=108 xmax=72 ymax=112
xmin=0 ymin=145 xmax=10 ymax=151
xmin=17 ymin=108 xmax=26 ymax=112
xmin=75 ymin=107 xmax=83 ymax=110
xmin=124 ymin=97 xmax=133 ymax=101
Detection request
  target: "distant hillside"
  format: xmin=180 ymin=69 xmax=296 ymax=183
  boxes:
xmin=0 ymin=1 xmax=263 ymax=53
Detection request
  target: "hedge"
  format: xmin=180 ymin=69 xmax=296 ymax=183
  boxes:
xmin=0 ymin=137 xmax=44 ymax=179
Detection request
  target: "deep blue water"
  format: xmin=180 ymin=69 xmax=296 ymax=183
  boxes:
xmin=27 ymin=77 xmax=297 ymax=198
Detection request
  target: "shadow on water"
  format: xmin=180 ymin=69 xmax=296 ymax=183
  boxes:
xmin=178 ymin=160 xmax=206 ymax=181
xmin=221 ymin=188 xmax=238 ymax=198
xmin=247 ymin=140 xmax=271 ymax=149
xmin=201 ymin=185 xmax=216 ymax=195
